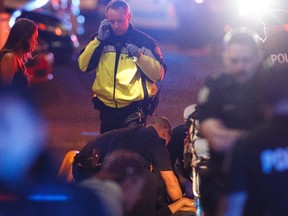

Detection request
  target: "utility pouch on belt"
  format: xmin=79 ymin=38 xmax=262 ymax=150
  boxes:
xmin=74 ymin=149 xmax=102 ymax=169
xmin=124 ymin=109 xmax=146 ymax=127
xmin=72 ymin=149 xmax=102 ymax=182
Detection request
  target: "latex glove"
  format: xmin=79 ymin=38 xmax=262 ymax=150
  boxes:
xmin=126 ymin=43 xmax=141 ymax=60
xmin=182 ymin=180 xmax=194 ymax=198
xmin=97 ymin=19 xmax=110 ymax=41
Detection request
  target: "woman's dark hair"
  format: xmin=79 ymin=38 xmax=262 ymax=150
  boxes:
xmin=0 ymin=18 xmax=38 ymax=60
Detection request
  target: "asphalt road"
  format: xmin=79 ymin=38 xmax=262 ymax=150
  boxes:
xmin=30 ymin=26 xmax=223 ymax=169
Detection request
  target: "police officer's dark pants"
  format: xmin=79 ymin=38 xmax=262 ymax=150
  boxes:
xmin=99 ymin=102 xmax=147 ymax=134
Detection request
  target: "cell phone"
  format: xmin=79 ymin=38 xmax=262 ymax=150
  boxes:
xmin=103 ymin=25 xmax=110 ymax=34
xmin=102 ymin=18 xmax=111 ymax=33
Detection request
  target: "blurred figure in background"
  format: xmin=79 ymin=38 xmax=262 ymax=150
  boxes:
xmin=78 ymin=0 xmax=166 ymax=133
xmin=222 ymin=66 xmax=288 ymax=216
xmin=259 ymin=9 xmax=288 ymax=70
xmin=195 ymin=27 xmax=264 ymax=216
xmin=0 ymin=18 xmax=38 ymax=93
xmin=0 ymin=89 xmax=46 ymax=189
xmin=0 ymin=89 xmax=108 ymax=216
xmin=80 ymin=150 xmax=146 ymax=216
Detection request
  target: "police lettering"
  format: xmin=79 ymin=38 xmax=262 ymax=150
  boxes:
xmin=260 ymin=147 xmax=288 ymax=174
xmin=270 ymin=53 xmax=288 ymax=64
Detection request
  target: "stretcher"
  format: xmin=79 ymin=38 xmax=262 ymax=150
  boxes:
xmin=184 ymin=112 xmax=210 ymax=216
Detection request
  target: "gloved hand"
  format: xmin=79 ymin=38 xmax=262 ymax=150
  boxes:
xmin=97 ymin=19 xmax=110 ymax=41
xmin=182 ymin=180 xmax=194 ymax=199
xmin=126 ymin=43 xmax=141 ymax=60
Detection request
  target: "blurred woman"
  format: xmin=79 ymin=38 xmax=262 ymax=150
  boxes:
xmin=0 ymin=18 xmax=38 ymax=92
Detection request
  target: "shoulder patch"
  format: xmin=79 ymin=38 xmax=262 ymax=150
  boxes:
xmin=155 ymin=46 xmax=162 ymax=57
xmin=197 ymin=86 xmax=210 ymax=105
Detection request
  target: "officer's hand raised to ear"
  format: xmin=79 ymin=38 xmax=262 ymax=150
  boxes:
xmin=97 ymin=19 xmax=110 ymax=41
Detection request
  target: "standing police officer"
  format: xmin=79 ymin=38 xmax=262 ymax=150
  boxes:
xmin=222 ymin=66 xmax=288 ymax=216
xmin=195 ymin=27 xmax=264 ymax=216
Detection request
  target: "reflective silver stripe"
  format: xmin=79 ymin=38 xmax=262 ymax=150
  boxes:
xmin=141 ymin=47 xmax=156 ymax=59
xmin=103 ymin=45 xmax=155 ymax=59
xmin=122 ymin=47 xmax=130 ymax=55
xmin=103 ymin=45 xmax=116 ymax=53
xmin=103 ymin=45 xmax=130 ymax=55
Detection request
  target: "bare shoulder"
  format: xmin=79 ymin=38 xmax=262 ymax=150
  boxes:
xmin=0 ymin=52 xmax=19 ymax=77
xmin=2 ymin=53 xmax=17 ymax=63
xmin=1 ymin=53 xmax=18 ymax=69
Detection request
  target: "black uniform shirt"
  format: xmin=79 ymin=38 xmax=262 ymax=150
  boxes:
xmin=196 ymin=73 xmax=263 ymax=130
xmin=77 ymin=125 xmax=172 ymax=172
xmin=263 ymin=32 xmax=288 ymax=70
xmin=225 ymin=116 xmax=288 ymax=216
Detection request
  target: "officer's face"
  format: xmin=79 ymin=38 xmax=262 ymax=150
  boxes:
xmin=106 ymin=7 xmax=131 ymax=36
xmin=223 ymin=43 xmax=261 ymax=83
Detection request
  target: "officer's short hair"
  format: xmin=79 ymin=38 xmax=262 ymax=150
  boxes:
xmin=222 ymin=27 xmax=262 ymax=51
xmin=148 ymin=116 xmax=172 ymax=133
xmin=105 ymin=0 xmax=131 ymax=16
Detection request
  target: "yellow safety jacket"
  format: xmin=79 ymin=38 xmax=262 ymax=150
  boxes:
xmin=78 ymin=25 xmax=166 ymax=108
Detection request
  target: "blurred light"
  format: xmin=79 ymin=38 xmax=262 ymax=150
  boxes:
xmin=47 ymin=74 xmax=54 ymax=80
xmin=23 ymin=0 xmax=50 ymax=11
xmin=77 ymin=15 xmax=85 ymax=24
xmin=9 ymin=10 xmax=22 ymax=27
xmin=72 ymin=0 xmax=80 ymax=7
xmin=51 ymin=0 xmax=60 ymax=10
xmin=72 ymin=8 xmax=80 ymax=16
xmin=72 ymin=0 xmax=81 ymax=16
xmin=237 ymin=0 xmax=271 ymax=17
xmin=28 ymin=194 xmax=69 ymax=202
xmin=54 ymin=27 xmax=63 ymax=36
xmin=37 ymin=23 xmax=47 ymax=31
xmin=44 ymin=53 xmax=55 ymax=65
xmin=0 ymin=93 xmax=47 ymax=184
xmin=77 ymin=27 xmax=85 ymax=35
xmin=238 ymin=6 xmax=248 ymax=16
xmin=195 ymin=0 xmax=204 ymax=3
xmin=71 ymin=34 xmax=79 ymax=48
